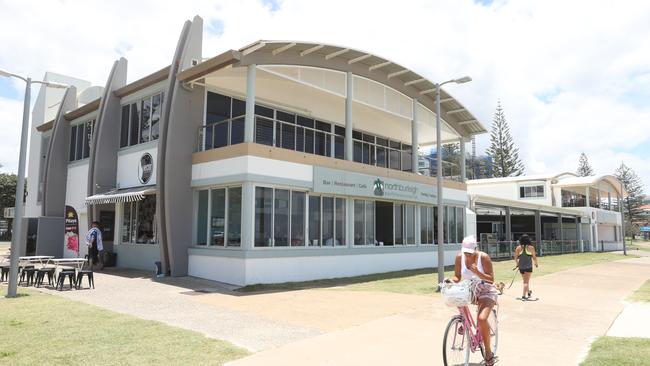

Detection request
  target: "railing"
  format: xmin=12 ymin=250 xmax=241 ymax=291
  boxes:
xmin=480 ymin=240 xmax=582 ymax=259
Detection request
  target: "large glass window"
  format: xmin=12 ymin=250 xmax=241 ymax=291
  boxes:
xmin=335 ymin=198 xmax=346 ymax=246
xmin=420 ymin=206 xmax=434 ymax=244
xmin=519 ymin=185 xmax=545 ymax=198
xmin=354 ymin=200 xmax=376 ymax=246
xmin=194 ymin=187 xmax=242 ymax=247
xmin=394 ymin=204 xmax=403 ymax=245
xmin=405 ymin=204 xmax=415 ymax=244
xmin=120 ymin=195 xmax=156 ymax=244
xmin=120 ymin=92 xmax=163 ymax=149
xmin=322 ymin=197 xmax=334 ymax=246
xmin=69 ymin=120 xmax=95 ymax=162
xmin=456 ymin=207 xmax=465 ymax=243
xmin=274 ymin=189 xmax=290 ymax=246
xmin=291 ymin=191 xmax=306 ymax=246
xmin=255 ymin=187 xmax=273 ymax=247
xmin=309 ymin=195 xmax=321 ymax=246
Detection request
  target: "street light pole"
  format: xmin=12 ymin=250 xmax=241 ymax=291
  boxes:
xmin=435 ymin=76 xmax=471 ymax=287
xmin=0 ymin=69 xmax=67 ymax=298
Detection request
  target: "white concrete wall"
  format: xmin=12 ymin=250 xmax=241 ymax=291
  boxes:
xmin=192 ymin=155 xmax=312 ymax=185
xmin=189 ymin=248 xmax=458 ymax=286
xmin=116 ymin=144 xmax=158 ymax=189
xmin=467 ymin=180 xmax=552 ymax=206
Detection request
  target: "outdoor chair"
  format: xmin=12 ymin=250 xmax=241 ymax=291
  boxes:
xmin=19 ymin=266 xmax=37 ymax=286
xmin=35 ymin=267 xmax=56 ymax=287
xmin=0 ymin=264 xmax=10 ymax=282
xmin=57 ymin=269 xmax=76 ymax=291
xmin=76 ymin=269 xmax=94 ymax=289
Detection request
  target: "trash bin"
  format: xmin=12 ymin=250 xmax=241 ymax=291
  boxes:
xmin=103 ymin=251 xmax=117 ymax=267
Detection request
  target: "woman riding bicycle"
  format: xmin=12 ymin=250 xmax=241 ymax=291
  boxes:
xmin=451 ymin=235 xmax=499 ymax=366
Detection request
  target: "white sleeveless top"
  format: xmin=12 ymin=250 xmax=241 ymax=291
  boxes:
xmin=461 ymin=252 xmax=485 ymax=280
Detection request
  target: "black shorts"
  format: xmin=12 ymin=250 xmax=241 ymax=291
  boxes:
xmin=520 ymin=268 xmax=533 ymax=274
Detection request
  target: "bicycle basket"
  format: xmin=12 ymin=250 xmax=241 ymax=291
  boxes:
xmin=441 ymin=281 xmax=472 ymax=307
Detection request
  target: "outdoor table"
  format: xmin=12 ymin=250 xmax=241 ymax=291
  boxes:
xmin=50 ymin=258 xmax=86 ymax=272
xmin=19 ymin=255 xmax=55 ymax=267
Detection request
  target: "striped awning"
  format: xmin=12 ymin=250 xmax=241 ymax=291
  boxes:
xmin=85 ymin=186 xmax=156 ymax=205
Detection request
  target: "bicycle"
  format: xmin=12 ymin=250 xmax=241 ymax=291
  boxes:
xmin=440 ymin=280 xmax=499 ymax=366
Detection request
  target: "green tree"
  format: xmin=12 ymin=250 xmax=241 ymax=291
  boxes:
xmin=485 ymin=101 xmax=525 ymax=177
xmin=614 ymin=163 xmax=646 ymax=236
xmin=0 ymin=173 xmax=18 ymax=218
xmin=441 ymin=143 xmax=461 ymax=177
xmin=576 ymin=152 xmax=594 ymax=176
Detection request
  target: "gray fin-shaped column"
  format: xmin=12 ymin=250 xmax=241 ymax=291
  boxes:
xmin=42 ymin=86 xmax=77 ymax=217
xmin=87 ymin=58 xmax=128 ymax=226
xmin=157 ymin=15 xmax=204 ymax=276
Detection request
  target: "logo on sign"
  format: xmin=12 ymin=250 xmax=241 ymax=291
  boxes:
xmin=373 ymin=178 xmax=385 ymax=196
xmin=138 ymin=153 xmax=153 ymax=184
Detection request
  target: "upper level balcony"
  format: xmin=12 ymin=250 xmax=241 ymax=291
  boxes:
xmin=187 ymin=41 xmax=487 ymax=183
xmin=555 ymin=175 xmax=626 ymax=212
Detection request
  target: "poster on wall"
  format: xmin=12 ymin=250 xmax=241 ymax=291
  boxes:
xmin=64 ymin=205 xmax=80 ymax=257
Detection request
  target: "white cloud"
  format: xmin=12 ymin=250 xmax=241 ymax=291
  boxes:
xmin=0 ymin=0 xmax=649 ymax=191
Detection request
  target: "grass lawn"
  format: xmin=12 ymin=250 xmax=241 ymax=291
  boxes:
xmin=580 ymin=336 xmax=650 ymax=366
xmin=0 ymin=286 xmax=249 ymax=366
xmin=628 ymin=238 xmax=650 ymax=252
xmin=241 ymin=252 xmax=635 ymax=295
xmin=628 ymin=279 xmax=650 ymax=303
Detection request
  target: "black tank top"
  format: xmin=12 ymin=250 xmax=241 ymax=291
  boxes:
xmin=519 ymin=245 xmax=533 ymax=270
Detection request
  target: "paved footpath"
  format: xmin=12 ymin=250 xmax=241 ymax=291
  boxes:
xmin=227 ymin=256 xmax=650 ymax=366
xmin=31 ymin=255 xmax=650 ymax=366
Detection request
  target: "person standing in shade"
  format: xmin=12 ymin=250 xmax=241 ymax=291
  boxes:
xmin=514 ymin=234 xmax=538 ymax=300
xmin=85 ymin=221 xmax=104 ymax=270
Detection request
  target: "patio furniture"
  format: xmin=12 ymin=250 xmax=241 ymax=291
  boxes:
xmin=35 ymin=267 xmax=56 ymax=287
xmin=57 ymin=269 xmax=76 ymax=291
xmin=76 ymin=269 xmax=94 ymax=289
xmin=19 ymin=265 xmax=37 ymax=286
xmin=0 ymin=264 xmax=10 ymax=282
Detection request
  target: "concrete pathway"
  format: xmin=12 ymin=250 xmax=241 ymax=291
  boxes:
xmin=27 ymin=255 xmax=650 ymax=365
xmin=607 ymin=302 xmax=650 ymax=338
xmin=227 ymin=256 xmax=650 ymax=366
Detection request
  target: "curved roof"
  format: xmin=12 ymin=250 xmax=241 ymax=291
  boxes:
xmin=555 ymin=174 xmax=627 ymax=197
xmin=179 ymin=40 xmax=487 ymax=139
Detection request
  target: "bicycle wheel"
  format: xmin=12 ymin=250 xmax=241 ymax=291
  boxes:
xmin=479 ymin=309 xmax=498 ymax=359
xmin=443 ymin=315 xmax=470 ymax=366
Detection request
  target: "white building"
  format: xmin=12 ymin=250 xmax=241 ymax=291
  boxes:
xmin=23 ymin=16 xmax=487 ymax=286
xmin=466 ymin=172 xmax=626 ymax=255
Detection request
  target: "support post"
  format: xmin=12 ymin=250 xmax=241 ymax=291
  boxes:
xmin=435 ymin=85 xmax=445 ymax=285
xmin=620 ymin=182 xmax=626 ymax=255
xmin=411 ymin=98 xmax=418 ymax=174
xmin=345 ymin=72 xmax=353 ymax=161
xmin=459 ymin=138 xmax=466 ymax=182
xmin=241 ymin=181 xmax=255 ymax=250
xmin=585 ymin=187 xmax=590 ymax=207
xmin=535 ymin=210 xmax=542 ymax=255
xmin=576 ymin=216 xmax=582 ymax=253
xmin=7 ymin=78 xmax=31 ymax=298
xmin=505 ymin=206 xmax=512 ymax=242
xmin=244 ymin=64 xmax=256 ymax=143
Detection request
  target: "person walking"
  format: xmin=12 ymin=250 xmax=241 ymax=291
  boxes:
xmin=514 ymin=234 xmax=538 ymax=300
xmin=85 ymin=221 xmax=104 ymax=270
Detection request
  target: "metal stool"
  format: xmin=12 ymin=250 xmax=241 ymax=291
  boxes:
xmin=35 ymin=267 xmax=56 ymax=287
xmin=57 ymin=269 xmax=76 ymax=290
xmin=20 ymin=266 xmax=37 ymax=286
xmin=76 ymin=269 xmax=94 ymax=289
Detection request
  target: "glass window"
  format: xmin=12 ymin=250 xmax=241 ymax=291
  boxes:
xmin=255 ymin=104 xmax=274 ymax=118
xmin=394 ymin=204 xmax=403 ymax=245
xmin=520 ymin=185 xmax=544 ymax=198
xmin=296 ymin=126 xmax=305 ymax=152
xmin=315 ymin=131 xmax=326 ymax=156
xmin=309 ymin=195 xmax=321 ymax=246
xmin=151 ymin=94 xmax=161 ymax=140
xmin=196 ymin=190 xmax=208 ymax=245
xmin=206 ymin=92 xmax=230 ymax=123
xmin=122 ymin=202 xmax=133 ymax=243
xmin=353 ymin=141 xmax=362 ymax=163
xmin=140 ymin=98 xmax=151 ymax=143
xmin=449 ymin=206 xmax=457 ymax=244
xmin=135 ymin=195 xmax=156 ymax=244
xmin=214 ymin=121 xmax=228 ymax=148
xmin=255 ymin=117 xmax=274 ymax=146
xmin=305 ymin=129 xmax=314 ymax=154
xmin=405 ymin=205 xmax=415 ymax=244
xmin=281 ymin=123 xmax=295 ymax=150
xmin=365 ymin=201 xmax=375 ymax=245
xmin=335 ymin=136 xmax=344 ymax=159
xmin=420 ymin=206 xmax=428 ymax=244
xmin=322 ymin=197 xmax=335 ymax=246
xmin=456 ymin=207 xmax=464 ymax=243
xmin=354 ymin=200 xmax=364 ymax=245
xmin=204 ymin=125 xmax=214 ymax=150
xmin=83 ymin=120 xmax=94 ymax=159
xmin=75 ymin=124 xmax=84 ymax=160
xmin=210 ymin=188 xmax=225 ymax=246
xmin=129 ymin=102 xmax=140 ymax=146
xmin=376 ymin=147 xmax=387 ymax=168
xmin=335 ymin=198 xmax=346 ymax=246
xmin=227 ymin=187 xmax=242 ymax=246
xmin=434 ymin=206 xmax=439 ymax=244
xmin=443 ymin=206 xmax=449 ymax=244
xmin=274 ymin=189 xmax=290 ymax=246
xmin=120 ymin=105 xmax=130 ymax=148
xmin=389 ymin=150 xmax=400 ymax=170
xmin=254 ymin=187 xmax=273 ymax=247
xmin=232 ymin=98 xmax=245 ymax=117
xmin=231 ymin=117 xmax=244 ymax=145
xmin=291 ymin=191 xmax=305 ymax=246
xmin=69 ymin=125 xmax=77 ymax=161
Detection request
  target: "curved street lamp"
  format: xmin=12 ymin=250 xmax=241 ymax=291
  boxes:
xmin=435 ymin=76 xmax=472 ymax=286
xmin=0 ymin=68 xmax=68 ymax=298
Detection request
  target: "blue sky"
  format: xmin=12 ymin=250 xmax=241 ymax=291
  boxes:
xmin=0 ymin=0 xmax=649 ymax=191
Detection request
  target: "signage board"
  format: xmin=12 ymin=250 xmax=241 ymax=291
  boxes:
xmin=313 ymin=167 xmax=437 ymax=204
xmin=64 ymin=205 xmax=80 ymax=255
xmin=641 ymin=226 xmax=650 ymax=232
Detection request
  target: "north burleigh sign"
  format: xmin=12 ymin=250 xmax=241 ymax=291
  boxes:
xmin=313 ymin=167 xmax=437 ymax=204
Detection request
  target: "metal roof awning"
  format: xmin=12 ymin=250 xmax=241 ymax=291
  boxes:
xmin=85 ymin=186 xmax=156 ymax=205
